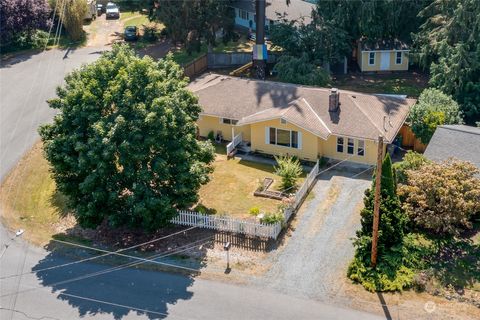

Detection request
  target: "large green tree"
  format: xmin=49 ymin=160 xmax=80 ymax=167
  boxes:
xmin=315 ymin=0 xmax=429 ymax=43
xmin=413 ymin=0 xmax=480 ymax=123
xmin=270 ymin=15 xmax=349 ymax=66
xmin=407 ymin=88 xmax=463 ymax=144
xmin=40 ymin=45 xmax=215 ymax=230
xmin=153 ymin=0 xmax=234 ymax=48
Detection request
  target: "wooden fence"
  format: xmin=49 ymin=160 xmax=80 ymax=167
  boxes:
xmin=398 ymin=125 xmax=427 ymax=153
xmin=183 ymin=54 xmax=208 ymax=78
xmin=171 ymin=210 xmax=282 ymax=239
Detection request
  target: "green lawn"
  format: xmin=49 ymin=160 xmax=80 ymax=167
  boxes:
xmin=0 ymin=142 xmax=71 ymax=245
xmin=122 ymin=13 xmax=150 ymax=28
xmin=197 ymin=144 xmax=306 ymax=219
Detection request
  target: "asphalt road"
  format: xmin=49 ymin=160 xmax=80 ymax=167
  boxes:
xmin=0 ymin=226 xmax=384 ymax=320
xmin=0 ymin=46 xmax=106 ymax=181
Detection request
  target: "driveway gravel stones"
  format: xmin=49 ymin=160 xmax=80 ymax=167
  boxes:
xmin=256 ymin=169 xmax=371 ymax=301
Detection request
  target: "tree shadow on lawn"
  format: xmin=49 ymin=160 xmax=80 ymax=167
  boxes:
xmin=427 ymin=236 xmax=480 ymax=290
xmin=32 ymin=225 xmax=213 ymax=319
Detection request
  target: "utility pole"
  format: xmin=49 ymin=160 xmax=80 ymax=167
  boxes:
xmin=371 ymin=135 xmax=383 ymax=268
xmin=253 ymin=0 xmax=267 ymax=79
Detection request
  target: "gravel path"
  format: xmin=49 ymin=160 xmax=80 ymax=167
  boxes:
xmin=256 ymin=169 xmax=371 ymax=301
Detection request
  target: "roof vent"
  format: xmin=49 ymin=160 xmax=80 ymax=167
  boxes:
xmin=329 ymin=88 xmax=340 ymax=112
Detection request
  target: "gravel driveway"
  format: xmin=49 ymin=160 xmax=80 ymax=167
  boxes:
xmin=256 ymin=169 xmax=371 ymax=301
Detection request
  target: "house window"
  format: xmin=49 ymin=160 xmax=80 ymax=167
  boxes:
xmin=347 ymin=138 xmax=354 ymax=154
xmin=269 ymin=127 xmax=276 ymax=145
xmin=280 ymin=118 xmax=287 ymax=124
xmin=238 ymin=9 xmax=249 ymax=20
xmin=268 ymin=127 xmax=300 ymax=149
xmin=291 ymin=131 xmax=299 ymax=148
xmin=337 ymin=137 xmax=344 ymax=153
xmin=396 ymin=52 xmax=402 ymax=64
xmin=276 ymin=129 xmax=290 ymax=147
xmin=357 ymin=140 xmax=365 ymax=156
xmin=368 ymin=52 xmax=375 ymax=65
xmin=222 ymin=118 xmax=238 ymax=125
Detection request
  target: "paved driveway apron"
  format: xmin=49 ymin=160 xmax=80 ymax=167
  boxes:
xmin=258 ymin=169 xmax=371 ymax=300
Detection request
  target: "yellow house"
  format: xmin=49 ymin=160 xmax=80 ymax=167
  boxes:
xmin=189 ymin=74 xmax=416 ymax=166
xmin=357 ymin=39 xmax=409 ymax=72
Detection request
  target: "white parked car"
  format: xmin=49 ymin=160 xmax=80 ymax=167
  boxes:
xmin=106 ymin=2 xmax=120 ymax=19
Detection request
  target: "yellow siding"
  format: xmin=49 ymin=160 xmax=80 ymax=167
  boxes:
xmin=197 ymin=115 xmax=250 ymax=141
xmin=319 ymin=135 xmax=385 ymax=165
xmin=250 ymin=119 xmax=318 ymax=161
xmin=388 ymin=51 xmax=409 ymax=71
xmin=360 ymin=51 xmax=381 ymax=72
xmin=198 ymin=116 xmax=387 ymax=165
xmin=360 ymin=51 xmax=409 ymax=72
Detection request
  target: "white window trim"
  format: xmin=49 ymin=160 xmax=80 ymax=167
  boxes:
xmin=368 ymin=52 xmax=375 ymax=66
xmin=347 ymin=138 xmax=355 ymax=155
xmin=395 ymin=51 xmax=402 ymax=65
xmin=266 ymin=126 xmax=302 ymax=149
xmin=221 ymin=118 xmax=238 ymax=125
xmin=357 ymin=139 xmax=365 ymax=157
xmin=336 ymin=137 xmax=344 ymax=153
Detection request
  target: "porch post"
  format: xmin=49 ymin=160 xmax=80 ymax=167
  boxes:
xmin=231 ymin=126 xmax=235 ymax=141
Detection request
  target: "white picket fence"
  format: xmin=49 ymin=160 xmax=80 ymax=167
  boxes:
xmin=291 ymin=159 xmax=320 ymax=211
xmin=171 ymin=210 xmax=282 ymax=239
xmin=226 ymin=132 xmax=243 ymax=155
xmin=170 ymin=160 xmax=319 ymax=239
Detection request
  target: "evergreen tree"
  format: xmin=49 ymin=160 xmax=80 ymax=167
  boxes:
xmin=348 ymin=154 xmax=412 ymax=291
xmin=413 ymin=0 xmax=480 ymax=123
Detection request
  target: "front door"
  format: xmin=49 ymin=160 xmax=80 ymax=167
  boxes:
xmin=380 ymin=52 xmax=390 ymax=70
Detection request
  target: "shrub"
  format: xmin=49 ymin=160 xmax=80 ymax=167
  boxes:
xmin=260 ymin=212 xmax=284 ymax=225
xmin=143 ymin=25 xmax=158 ymax=42
xmin=249 ymin=206 xmax=260 ymax=216
xmin=399 ymin=159 xmax=480 ymax=235
xmin=274 ymin=155 xmax=302 ymax=192
xmin=407 ymin=88 xmax=463 ymax=144
xmin=348 ymin=234 xmax=426 ymax=292
xmin=393 ymin=151 xmax=430 ymax=185
xmin=273 ymin=54 xmax=330 ymax=87
xmin=207 ymin=130 xmax=215 ymax=141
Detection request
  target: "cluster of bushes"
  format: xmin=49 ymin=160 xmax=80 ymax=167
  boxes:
xmin=348 ymin=152 xmax=480 ymax=292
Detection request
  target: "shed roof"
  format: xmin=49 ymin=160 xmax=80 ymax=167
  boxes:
xmin=424 ymin=125 xmax=480 ymax=169
xmin=189 ymin=74 xmax=415 ymax=143
xmin=360 ymin=39 xmax=409 ymax=51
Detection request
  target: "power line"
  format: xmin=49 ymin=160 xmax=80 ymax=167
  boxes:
xmin=0 ymin=236 xmax=214 ymax=299
xmin=1 ymin=225 xmax=198 ymax=280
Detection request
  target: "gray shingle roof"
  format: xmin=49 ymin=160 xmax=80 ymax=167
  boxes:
xmin=232 ymin=0 xmax=315 ymax=23
xmin=360 ymin=39 xmax=409 ymax=51
xmin=188 ymin=74 xmax=415 ymax=143
xmin=424 ymin=125 xmax=480 ymax=169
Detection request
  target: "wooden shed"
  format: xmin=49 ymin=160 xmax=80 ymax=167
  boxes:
xmin=357 ymin=39 xmax=410 ymax=72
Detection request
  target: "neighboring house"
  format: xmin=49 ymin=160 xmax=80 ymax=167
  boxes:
xmin=357 ymin=39 xmax=409 ymax=72
xmin=231 ymin=0 xmax=314 ymax=31
xmin=424 ymin=125 xmax=480 ymax=169
xmin=188 ymin=74 xmax=415 ymax=166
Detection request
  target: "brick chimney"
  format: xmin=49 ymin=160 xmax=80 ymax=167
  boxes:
xmin=329 ymin=88 xmax=340 ymax=112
